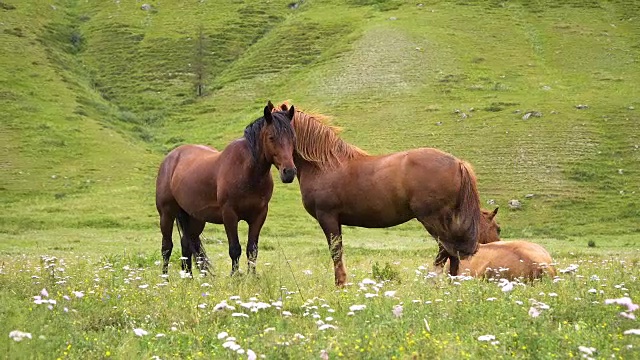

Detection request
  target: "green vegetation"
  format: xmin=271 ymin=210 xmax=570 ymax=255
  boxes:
xmin=1 ymin=0 xmax=639 ymax=358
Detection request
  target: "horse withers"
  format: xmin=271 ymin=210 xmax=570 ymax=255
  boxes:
xmin=155 ymin=102 xmax=296 ymax=276
xmin=274 ymin=102 xmax=491 ymax=286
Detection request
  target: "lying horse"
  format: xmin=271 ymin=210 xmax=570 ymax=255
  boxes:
xmin=274 ymin=102 xmax=498 ymax=286
xmin=455 ymin=240 xmax=557 ymax=280
xmin=440 ymin=208 xmax=556 ymax=280
xmin=155 ymin=102 xmax=296 ymax=276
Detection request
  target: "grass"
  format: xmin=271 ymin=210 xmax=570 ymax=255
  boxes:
xmin=1 ymin=239 xmax=639 ymax=359
xmin=1 ymin=0 xmax=640 ymax=358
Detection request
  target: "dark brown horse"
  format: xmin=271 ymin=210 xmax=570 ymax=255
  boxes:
xmin=275 ymin=103 xmax=487 ymax=286
xmin=155 ymin=102 xmax=296 ymax=276
xmin=434 ymin=207 xmax=501 ymax=276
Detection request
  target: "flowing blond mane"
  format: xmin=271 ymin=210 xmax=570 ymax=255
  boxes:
xmin=275 ymin=102 xmax=368 ymax=169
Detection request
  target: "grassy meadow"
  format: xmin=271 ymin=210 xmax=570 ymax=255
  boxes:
xmin=1 ymin=0 xmax=639 ymax=358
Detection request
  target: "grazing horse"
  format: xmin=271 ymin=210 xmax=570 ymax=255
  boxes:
xmin=454 ymin=240 xmax=557 ymax=280
xmin=434 ymin=207 xmax=501 ymax=276
xmin=274 ymin=103 xmax=488 ymax=286
xmin=155 ymin=102 xmax=296 ymax=276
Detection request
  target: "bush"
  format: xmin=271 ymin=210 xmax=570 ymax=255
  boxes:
xmin=372 ymin=261 xmax=400 ymax=283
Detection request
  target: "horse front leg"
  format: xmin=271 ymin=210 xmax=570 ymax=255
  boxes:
xmin=317 ymin=212 xmax=347 ymax=287
xmin=433 ymin=243 xmax=449 ymax=274
xmin=246 ymin=206 xmax=268 ymax=275
xmin=222 ymin=208 xmax=241 ymax=276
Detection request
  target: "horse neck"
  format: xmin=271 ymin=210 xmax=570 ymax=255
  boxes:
xmin=293 ymin=152 xmax=317 ymax=177
xmin=292 ymin=115 xmax=368 ymax=174
xmin=234 ymin=138 xmax=272 ymax=178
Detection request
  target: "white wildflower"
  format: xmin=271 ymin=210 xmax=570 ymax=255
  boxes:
xmin=528 ymin=307 xmax=540 ymax=318
xmin=578 ymin=346 xmax=596 ymax=355
xmin=392 ymin=305 xmax=403 ymax=318
xmin=9 ymin=330 xmax=32 ymax=342
xmin=247 ymin=349 xmax=257 ymax=360
xmin=318 ymin=324 xmax=337 ymax=331
xmin=133 ymin=328 xmax=148 ymax=337
xmin=477 ymin=335 xmax=495 ymax=341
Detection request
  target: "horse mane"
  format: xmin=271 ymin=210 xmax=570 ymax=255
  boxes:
xmin=243 ymin=110 xmax=295 ymax=163
xmin=276 ymin=102 xmax=368 ymax=169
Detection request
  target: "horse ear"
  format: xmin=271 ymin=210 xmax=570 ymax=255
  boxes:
xmin=267 ymin=100 xmax=275 ymax=111
xmin=288 ymin=105 xmax=295 ymax=122
xmin=264 ymin=105 xmax=273 ymax=124
xmin=490 ymin=207 xmax=499 ymax=219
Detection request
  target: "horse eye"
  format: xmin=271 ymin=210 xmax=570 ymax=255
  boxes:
xmin=497 ymin=227 xmax=501 ymax=234
xmin=268 ymin=135 xmax=275 ymax=142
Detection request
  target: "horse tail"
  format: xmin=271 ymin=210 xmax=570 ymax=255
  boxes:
xmin=175 ymin=209 xmax=208 ymax=266
xmin=175 ymin=209 xmax=189 ymax=240
xmin=449 ymin=161 xmax=481 ymax=254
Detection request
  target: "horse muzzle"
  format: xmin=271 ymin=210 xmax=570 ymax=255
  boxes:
xmin=442 ymin=242 xmax=478 ymax=260
xmin=280 ymin=167 xmax=296 ymax=183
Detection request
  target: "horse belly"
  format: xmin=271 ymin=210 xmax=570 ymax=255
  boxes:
xmin=340 ymin=212 xmax=413 ymax=228
xmin=192 ymin=206 xmax=224 ymax=224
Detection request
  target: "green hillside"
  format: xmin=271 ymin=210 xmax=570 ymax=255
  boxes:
xmin=1 ymin=0 xmax=639 ymax=248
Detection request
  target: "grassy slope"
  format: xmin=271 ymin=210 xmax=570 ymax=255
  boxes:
xmin=1 ymin=0 xmax=639 ymax=248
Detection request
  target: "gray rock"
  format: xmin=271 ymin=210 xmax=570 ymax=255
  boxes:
xmin=522 ymin=111 xmax=542 ymax=120
xmin=141 ymin=3 xmax=152 ymax=11
xmin=576 ymin=104 xmax=589 ymax=109
xmin=618 ymin=169 xmax=624 ymax=175
xmin=487 ymin=199 xmax=496 ymax=205
xmin=508 ymin=199 xmax=522 ymax=209
xmin=525 ymin=194 xmax=534 ymax=199
xmin=389 ymin=17 xmax=397 ymax=21
xmin=629 ymin=106 xmax=635 ymax=110
xmin=435 ymin=121 xmax=443 ymax=126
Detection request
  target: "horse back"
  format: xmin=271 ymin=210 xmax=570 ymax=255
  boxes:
xmin=156 ymin=144 xmax=220 ymax=212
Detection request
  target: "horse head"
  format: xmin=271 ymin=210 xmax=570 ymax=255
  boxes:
xmin=261 ymin=101 xmax=297 ymax=183
xmin=479 ymin=207 xmax=501 ymax=244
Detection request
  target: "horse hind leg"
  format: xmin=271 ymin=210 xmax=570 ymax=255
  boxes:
xmin=192 ymin=232 xmax=211 ymax=276
xmin=159 ymin=212 xmax=175 ymax=275
xmin=177 ymin=210 xmax=206 ymax=276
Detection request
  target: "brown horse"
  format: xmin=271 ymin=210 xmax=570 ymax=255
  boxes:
xmin=155 ymin=102 xmax=296 ymax=276
xmin=454 ymin=240 xmax=557 ymax=280
xmin=434 ymin=207 xmax=501 ymax=276
xmin=274 ymin=103 xmax=489 ymax=286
